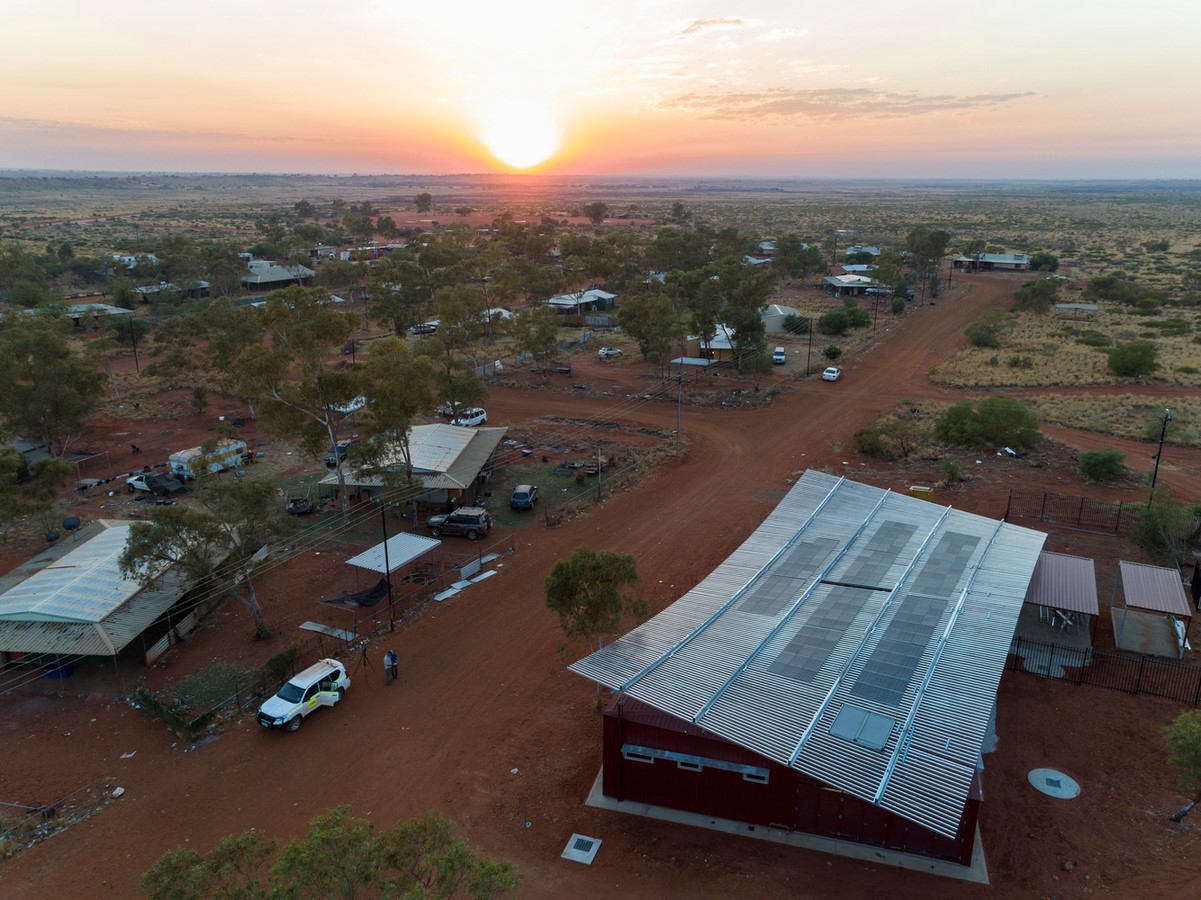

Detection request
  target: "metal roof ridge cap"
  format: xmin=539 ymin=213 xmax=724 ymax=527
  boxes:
xmin=692 ymin=483 xmax=891 ymax=725
xmin=788 ymin=502 xmax=952 ymax=767
xmin=873 ymin=516 xmax=1007 ymax=803
xmin=617 ymin=474 xmax=846 ymax=695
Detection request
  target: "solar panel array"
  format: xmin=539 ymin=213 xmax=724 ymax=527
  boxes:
xmin=737 ymin=538 xmax=839 ymax=616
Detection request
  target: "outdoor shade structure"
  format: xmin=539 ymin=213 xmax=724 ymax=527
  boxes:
xmin=0 ymin=520 xmax=188 ymax=661
xmin=346 ymin=533 xmax=440 ymax=575
xmin=570 ymin=470 xmax=1047 ymax=865
xmin=1021 ymin=551 xmax=1099 ymax=643
xmin=1112 ymin=560 xmax=1194 ymax=659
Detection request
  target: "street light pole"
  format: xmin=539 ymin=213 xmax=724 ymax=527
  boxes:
xmin=1149 ymin=408 xmax=1173 ymax=503
xmin=806 ymin=320 xmax=813 ymax=376
xmin=127 ymin=316 xmax=140 ymax=373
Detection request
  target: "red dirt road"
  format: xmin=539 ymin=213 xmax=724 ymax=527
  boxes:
xmin=4 ymin=276 xmax=1201 ymax=898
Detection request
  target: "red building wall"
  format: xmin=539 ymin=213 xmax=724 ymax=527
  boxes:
xmin=603 ymin=697 xmax=978 ymax=867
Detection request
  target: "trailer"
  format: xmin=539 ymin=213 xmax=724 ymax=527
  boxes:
xmin=168 ymin=440 xmax=248 ymax=480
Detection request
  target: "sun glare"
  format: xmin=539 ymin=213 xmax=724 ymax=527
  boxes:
xmin=480 ymin=102 xmax=560 ymax=170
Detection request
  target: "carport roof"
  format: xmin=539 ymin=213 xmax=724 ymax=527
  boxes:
xmin=346 ymin=533 xmax=441 ymax=574
xmin=1118 ymin=560 xmax=1192 ymax=618
xmin=1023 ymin=552 xmax=1098 ymax=616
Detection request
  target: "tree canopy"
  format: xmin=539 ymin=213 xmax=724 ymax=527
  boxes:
xmin=545 ymin=546 xmax=645 ymax=654
xmin=139 ymin=807 xmax=521 ymax=899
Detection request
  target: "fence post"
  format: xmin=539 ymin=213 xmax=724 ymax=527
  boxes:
xmin=1193 ymin=671 xmax=1201 ymax=707
xmin=1040 ymin=492 xmax=1048 ymax=520
xmin=1134 ymin=656 xmax=1146 ymax=695
xmin=1048 ymin=643 xmax=1057 ymax=679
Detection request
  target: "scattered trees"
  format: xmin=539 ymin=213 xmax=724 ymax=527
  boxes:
xmin=414 ymin=192 xmax=434 ymax=213
xmin=0 ymin=316 xmax=105 ymax=457
xmin=1012 ymin=278 xmax=1059 ymax=315
xmin=1130 ymin=488 xmax=1201 ymax=563
xmin=1029 ymin=251 xmax=1060 ymax=272
xmin=140 ymin=807 xmax=521 ymax=900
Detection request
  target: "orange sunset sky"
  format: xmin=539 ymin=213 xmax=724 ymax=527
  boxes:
xmin=2 ymin=1 xmax=1198 ymax=178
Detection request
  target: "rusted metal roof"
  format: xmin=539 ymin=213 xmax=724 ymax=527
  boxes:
xmin=1023 ymin=551 xmax=1098 ymax=616
xmin=1118 ymin=560 xmax=1193 ymax=618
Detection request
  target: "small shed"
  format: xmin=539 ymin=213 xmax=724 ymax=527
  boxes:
xmin=1020 ymin=551 xmax=1099 ymax=643
xmin=1112 ymin=561 xmax=1193 ymax=659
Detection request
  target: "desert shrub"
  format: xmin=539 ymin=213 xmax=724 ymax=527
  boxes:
xmin=1012 ymin=278 xmax=1058 ymax=314
xmin=817 ymin=308 xmax=850 ymax=336
xmin=1077 ymin=448 xmax=1126 ymax=482
xmin=1007 ymin=356 xmax=1033 ymax=369
xmin=977 ymin=396 xmax=1040 ymax=448
xmin=782 ymin=313 xmax=810 ymax=335
xmin=934 ymin=401 xmax=983 ymax=446
xmin=822 ymin=345 xmax=842 ymax=362
xmin=966 ymin=322 xmax=1001 ymax=348
xmin=891 ymin=296 xmax=905 ymax=315
xmin=1130 ymin=489 xmax=1201 ymax=563
xmin=1157 ymin=319 xmax=1192 ymax=336
xmin=854 ymin=428 xmax=888 ymax=458
xmin=846 ymin=306 xmax=870 ymax=328
xmin=1107 ymin=341 xmax=1158 ymax=377
xmin=940 ymin=459 xmax=963 ymax=483
xmin=1029 ymin=251 xmax=1060 ymax=272
xmin=1177 ymin=366 xmax=1199 ymax=375
xmin=266 ymin=644 xmax=299 ymax=681
xmin=1075 ymin=331 xmax=1112 ymax=348
xmin=986 ymin=355 xmax=999 ymax=367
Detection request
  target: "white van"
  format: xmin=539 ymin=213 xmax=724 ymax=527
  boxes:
xmin=257 ymin=658 xmax=350 ymax=732
xmin=772 ymin=347 xmax=786 ymax=364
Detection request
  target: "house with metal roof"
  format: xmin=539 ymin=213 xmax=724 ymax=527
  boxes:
xmin=318 ymin=423 xmax=506 ymax=508
xmin=570 ymin=470 xmax=1047 ymax=871
xmin=823 ymin=273 xmax=878 ymax=296
xmin=952 ymin=253 xmax=1029 ymax=272
xmin=0 ymin=520 xmax=191 ymax=668
xmin=239 ymin=260 xmax=315 ymax=289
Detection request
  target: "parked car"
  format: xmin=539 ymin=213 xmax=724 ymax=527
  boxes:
xmin=126 ymin=472 xmax=187 ymax=497
xmin=597 ymin=346 xmax=623 ymax=358
xmin=257 ymin=658 xmax=350 ymax=732
xmin=772 ymin=347 xmax=786 ymax=364
xmin=822 ymin=366 xmax=843 ymax=382
xmin=410 ymin=322 xmax=438 ymax=335
xmin=510 ymin=484 xmax=539 ymax=510
xmin=450 ymin=407 xmax=487 ymax=427
xmin=325 ymin=438 xmax=359 ymax=465
xmin=426 ymin=507 xmax=493 ymax=540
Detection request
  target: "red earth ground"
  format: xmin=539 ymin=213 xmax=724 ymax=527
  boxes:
xmin=3 ymin=274 xmax=1201 ymax=898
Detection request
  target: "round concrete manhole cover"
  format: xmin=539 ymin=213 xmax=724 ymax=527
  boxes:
xmin=1028 ymin=768 xmax=1081 ymax=799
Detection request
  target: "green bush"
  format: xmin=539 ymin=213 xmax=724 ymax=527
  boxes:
xmin=782 ymin=313 xmax=810 ymax=335
xmin=1075 ymin=331 xmax=1112 ymax=348
xmin=936 ymin=397 xmax=1039 ymax=449
xmin=1107 ymin=341 xmax=1158 ymax=377
xmin=965 ymin=322 xmax=1001 ymax=348
xmin=817 ymin=308 xmax=850 ymax=336
xmin=934 ymin=401 xmax=983 ymax=446
xmin=1007 ymin=355 xmax=1033 ymax=369
xmin=940 ymin=459 xmax=963 ymax=484
xmin=854 ymin=428 xmax=888 ymax=458
xmin=1077 ymin=448 xmax=1126 ymax=482
xmin=891 ymin=296 xmax=906 ymax=315
xmin=822 ymin=345 xmax=842 ymax=362
xmin=266 ymin=644 xmax=299 ymax=681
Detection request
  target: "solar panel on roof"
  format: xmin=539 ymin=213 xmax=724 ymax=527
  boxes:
xmin=838 ymin=521 xmax=916 ymax=589
xmin=829 ymin=703 xmax=896 ymax=750
xmin=737 ymin=538 xmax=839 ymax=616
xmin=849 ymin=533 xmax=980 ymax=707
xmin=768 ymin=586 xmax=874 ymax=682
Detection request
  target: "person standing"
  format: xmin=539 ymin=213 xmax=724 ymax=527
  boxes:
xmin=384 ymin=649 xmax=395 ymax=685
xmin=387 ymin=649 xmax=399 ymax=685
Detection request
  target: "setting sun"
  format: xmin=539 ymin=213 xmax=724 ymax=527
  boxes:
xmin=480 ymin=102 xmax=560 ymax=170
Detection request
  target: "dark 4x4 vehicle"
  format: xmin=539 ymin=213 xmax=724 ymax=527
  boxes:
xmin=426 ymin=507 xmax=492 ymax=540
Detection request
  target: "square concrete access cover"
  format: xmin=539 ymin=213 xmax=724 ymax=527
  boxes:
xmin=561 ymin=833 xmax=602 ymax=865
xmin=1028 ymin=768 xmax=1081 ymax=799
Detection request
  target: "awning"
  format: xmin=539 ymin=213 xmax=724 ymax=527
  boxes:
xmin=1023 ymin=551 xmax=1099 ymax=616
xmin=1118 ymin=560 xmax=1193 ymax=618
xmin=346 ymin=533 xmax=441 ymax=574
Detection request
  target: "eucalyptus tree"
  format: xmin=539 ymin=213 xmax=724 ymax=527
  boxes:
xmin=0 ymin=315 xmax=104 ymax=457
xmin=233 ymin=286 xmax=361 ymax=506
xmin=508 ymin=305 xmax=562 ymax=383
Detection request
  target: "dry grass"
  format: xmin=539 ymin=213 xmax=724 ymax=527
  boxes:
xmin=1031 ymin=394 xmax=1201 ymax=447
xmin=932 ymin=304 xmax=1201 ymax=388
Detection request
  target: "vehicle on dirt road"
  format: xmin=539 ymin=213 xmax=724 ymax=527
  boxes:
xmin=426 ymin=507 xmax=492 ymax=540
xmin=822 ymin=366 xmax=843 ymax=381
xmin=258 ymin=658 xmax=350 ymax=732
xmin=597 ymin=346 xmax=623 ymax=358
xmin=126 ymin=472 xmax=187 ymax=497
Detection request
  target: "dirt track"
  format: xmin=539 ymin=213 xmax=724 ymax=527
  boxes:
xmin=4 ymin=275 xmax=1201 ymax=898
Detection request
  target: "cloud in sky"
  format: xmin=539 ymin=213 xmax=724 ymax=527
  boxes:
xmin=678 ymin=17 xmax=754 ymax=37
xmin=658 ymin=88 xmax=1037 ymax=121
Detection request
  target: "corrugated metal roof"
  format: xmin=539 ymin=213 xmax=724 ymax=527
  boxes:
xmin=1023 ymin=551 xmax=1098 ymax=616
xmin=320 ymin=425 xmax=506 ymax=492
xmin=1118 ymin=560 xmax=1192 ymax=618
xmin=346 ymin=533 xmax=441 ymax=574
xmin=0 ymin=522 xmax=143 ymax=623
xmin=570 ymin=470 xmax=1046 ymax=839
xmin=0 ymin=521 xmax=190 ymax=656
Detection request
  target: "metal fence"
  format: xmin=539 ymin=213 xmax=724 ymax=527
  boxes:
xmin=1008 ymin=636 xmax=1201 ymax=705
xmin=1004 ymin=489 xmax=1139 ymax=534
